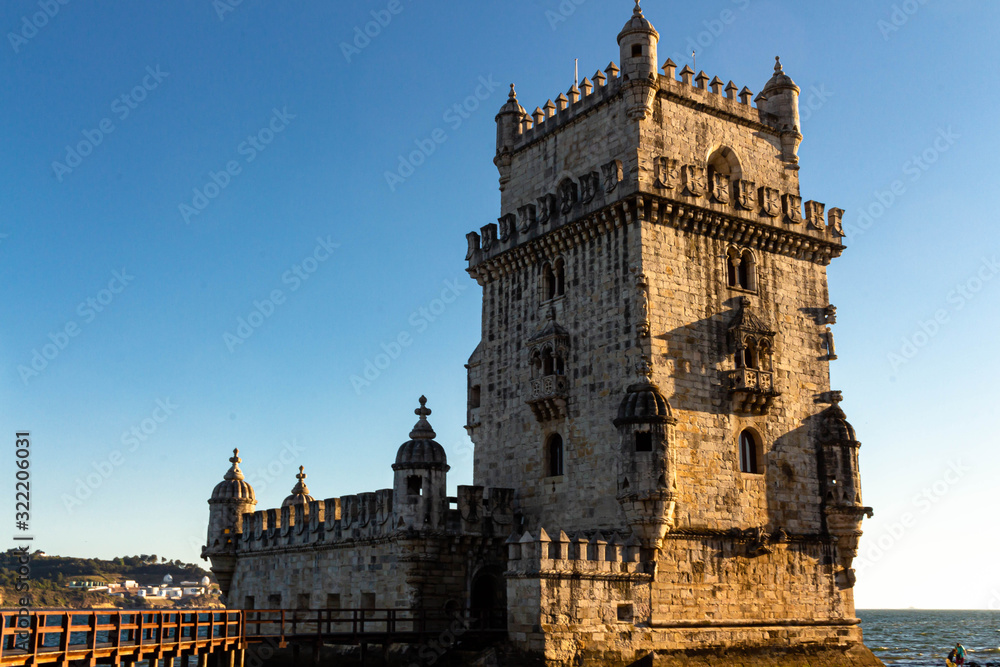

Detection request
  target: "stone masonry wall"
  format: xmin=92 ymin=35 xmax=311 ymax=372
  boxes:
xmin=472 ymin=217 xmax=639 ymax=533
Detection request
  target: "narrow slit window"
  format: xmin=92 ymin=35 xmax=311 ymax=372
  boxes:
xmin=547 ymin=434 xmax=564 ymax=477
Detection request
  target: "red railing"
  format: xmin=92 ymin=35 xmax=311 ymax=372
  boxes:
xmin=0 ymin=609 xmax=241 ymax=666
xmin=0 ymin=608 xmax=506 ymax=665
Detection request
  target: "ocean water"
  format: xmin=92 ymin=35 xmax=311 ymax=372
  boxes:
xmin=859 ymin=610 xmax=1000 ymax=667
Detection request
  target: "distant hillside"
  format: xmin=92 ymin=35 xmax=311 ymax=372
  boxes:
xmin=0 ymin=550 xmax=217 ymax=609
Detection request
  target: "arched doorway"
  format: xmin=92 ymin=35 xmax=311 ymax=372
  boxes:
xmin=470 ymin=569 xmax=505 ymax=629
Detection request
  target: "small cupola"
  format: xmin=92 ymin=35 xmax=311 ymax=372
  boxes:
xmin=282 ymin=466 xmax=315 ymax=508
xmin=618 ymin=0 xmax=659 ymax=82
xmin=393 ymin=396 xmax=449 ymax=471
xmin=392 ymin=397 xmax=450 ymax=532
xmin=758 ymin=57 xmax=802 ymax=163
xmin=210 ymin=448 xmax=256 ymax=502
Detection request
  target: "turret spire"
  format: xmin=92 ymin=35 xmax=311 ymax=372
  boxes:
xmin=409 ymin=396 xmax=437 ymax=440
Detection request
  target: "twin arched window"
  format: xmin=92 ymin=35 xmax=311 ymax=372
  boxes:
xmin=726 ymin=248 xmax=756 ymax=291
xmin=531 ymin=346 xmax=566 ymax=379
xmin=739 ymin=430 xmax=761 ymax=474
xmin=546 ymin=434 xmax=564 ymax=477
xmin=543 ymin=259 xmax=566 ymax=301
xmin=735 ymin=338 xmax=772 ymax=371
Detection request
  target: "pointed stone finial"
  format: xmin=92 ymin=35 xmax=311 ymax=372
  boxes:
xmin=774 ymin=56 xmax=783 ymax=74
xmin=606 ymin=62 xmax=620 ymax=79
xmin=710 ymin=76 xmax=724 ymax=94
xmin=634 ymin=0 xmax=643 ymax=16
xmin=508 ymin=83 xmax=517 ymax=100
xmin=739 ymin=86 xmax=753 ymax=105
xmin=695 ymin=71 xmax=709 ymax=89
xmin=546 ymin=306 xmax=557 ymax=323
xmin=533 ymin=107 xmax=545 ymax=125
xmin=725 ymin=81 xmax=738 ymax=100
xmin=409 ymin=396 xmax=437 ymax=440
xmin=556 ymin=93 xmax=569 ymax=111
xmin=567 ymin=85 xmax=580 ymax=104
xmin=594 ymin=70 xmax=607 ymax=87
xmin=679 ymin=65 xmax=694 ymax=86
xmin=580 ymin=77 xmax=593 ymax=96
xmin=225 ymin=448 xmax=245 ymax=481
xmin=635 ymin=359 xmax=653 ymax=381
xmin=662 ymin=59 xmax=677 ymax=79
xmin=290 ymin=465 xmax=310 ymax=496
xmin=544 ymin=99 xmax=556 ymax=118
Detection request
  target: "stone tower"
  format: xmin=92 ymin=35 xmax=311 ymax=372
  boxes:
xmin=464 ymin=3 xmax=877 ymax=665
xmin=203 ymin=449 xmax=256 ymax=595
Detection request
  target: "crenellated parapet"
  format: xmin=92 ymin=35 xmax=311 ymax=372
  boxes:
xmin=505 ymin=528 xmax=651 ymax=581
xmin=235 ymin=485 xmax=515 ymax=554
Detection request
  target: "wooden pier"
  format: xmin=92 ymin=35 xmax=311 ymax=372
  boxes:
xmin=0 ymin=609 xmax=506 ymax=666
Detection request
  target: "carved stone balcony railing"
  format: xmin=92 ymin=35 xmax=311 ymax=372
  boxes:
xmin=725 ymin=368 xmax=779 ymax=415
xmin=526 ymin=374 xmax=568 ymax=422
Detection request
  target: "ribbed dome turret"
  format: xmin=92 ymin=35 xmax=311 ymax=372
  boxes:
xmin=761 ymin=56 xmax=798 ymax=93
xmin=820 ymin=401 xmax=859 ymax=444
xmin=618 ymin=0 xmax=658 ymax=42
xmin=210 ymin=449 xmax=256 ymax=502
xmin=282 ymin=466 xmax=315 ymax=507
xmin=614 ymin=381 xmax=675 ymax=426
xmin=393 ymin=396 xmax=449 ymax=471
xmin=497 ymin=84 xmax=526 ymax=117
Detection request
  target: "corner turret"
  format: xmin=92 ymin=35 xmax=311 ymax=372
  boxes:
xmin=618 ymin=1 xmax=659 ymax=82
xmin=203 ymin=449 xmax=256 ymax=597
xmin=494 ymin=84 xmax=526 ymax=192
xmin=618 ymin=1 xmax=659 ymax=119
xmin=758 ymin=57 xmax=802 ymax=165
xmin=392 ymin=397 xmax=450 ymax=531
xmin=613 ymin=363 xmax=678 ymax=552
xmin=817 ymin=394 xmax=873 ymax=588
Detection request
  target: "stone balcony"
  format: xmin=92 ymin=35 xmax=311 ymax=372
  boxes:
xmin=725 ymin=368 xmax=779 ymax=415
xmin=526 ymin=374 xmax=568 ymax=422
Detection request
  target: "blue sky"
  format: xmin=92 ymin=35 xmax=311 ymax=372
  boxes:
xmin=1 ymin=0 xmax=997 ymax=610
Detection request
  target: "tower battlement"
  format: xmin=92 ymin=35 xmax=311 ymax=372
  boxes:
xmin=472 ymin=18 xmax=844 ymax=276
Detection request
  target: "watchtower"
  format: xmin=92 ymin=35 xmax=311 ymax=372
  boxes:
xmin=464 ymin=4 xmax=877 ymax=665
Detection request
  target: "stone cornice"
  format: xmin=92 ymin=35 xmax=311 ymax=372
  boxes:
xmin=468 ymin=195 xmax=843 ymax=286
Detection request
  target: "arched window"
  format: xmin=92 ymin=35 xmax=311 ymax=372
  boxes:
xmin=726 ymin=247 xmax=757 ymax=292
xmin=739 ymin=250 xmax=756 ymax=291
xmin=542 ymin=349 xmax=554 ymax=376
xmin=543 ymin=263 xmax=556 ymax=301
xmin=739 ymin=430 xmax=760 ymax=474
xmin=555 ymin=259 xmax=566 ymax=297
xmin=635 ymin=431 xmax=653 ymax=452
xmin=547 ymin=434 xmax=564 ymax=477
